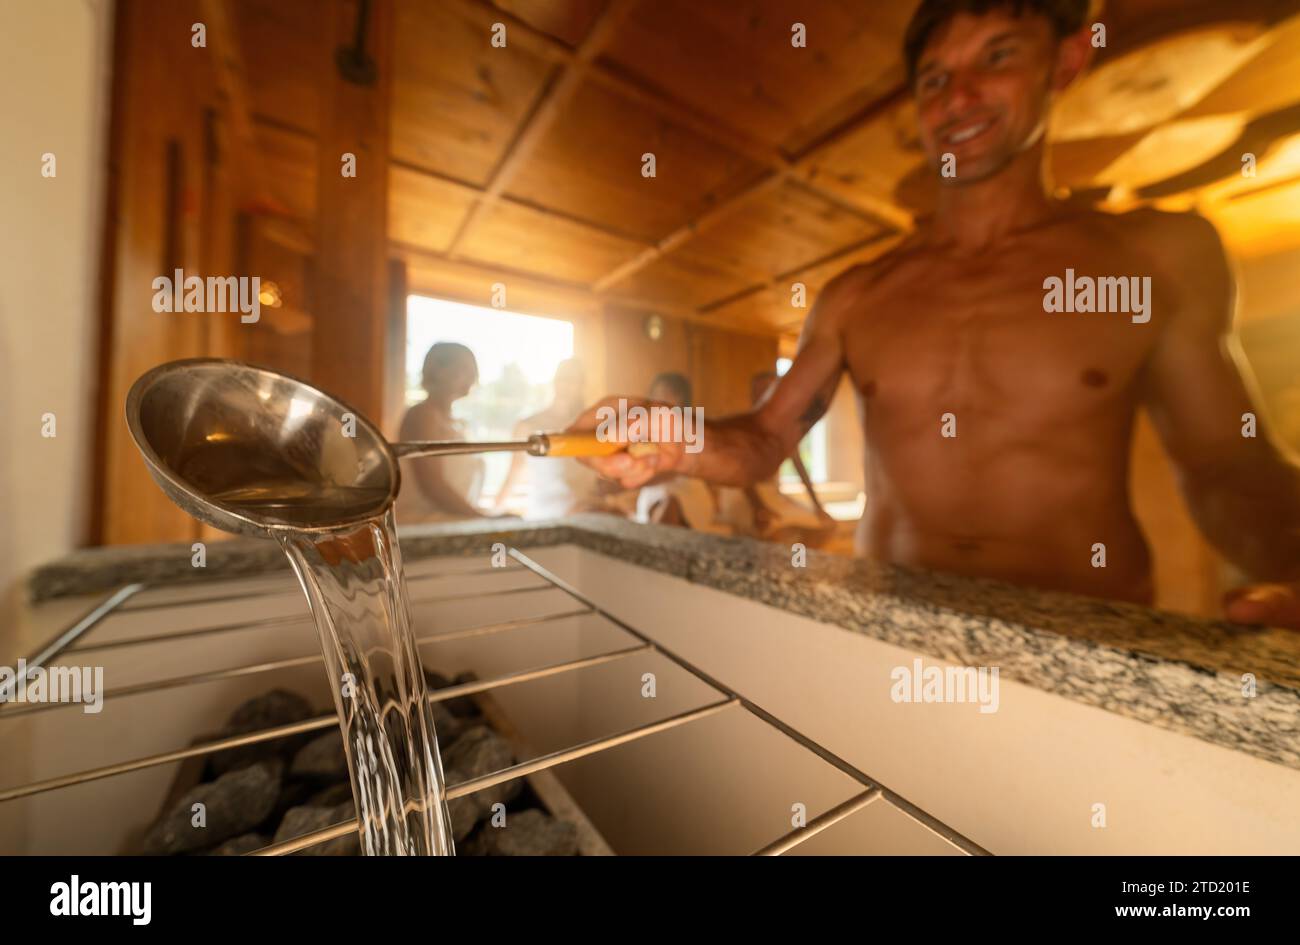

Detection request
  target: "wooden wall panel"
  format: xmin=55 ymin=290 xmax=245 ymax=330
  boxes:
xmin=686 ymin=323 xmax=778 ymax=416
xmin=252 ymin=121 xmax=318 ymax=219
xmin=237 ymin=215 xmax=314 ymax=380
xmin=97 ymin=0 xmax=226 ymax=545
xmin=232 ymin=0 xmax=328 ymax=133
xmin=599 ymin=303 xmax=776 ymax=418
xmin=601 ymin=303 xmax=691 ymax=400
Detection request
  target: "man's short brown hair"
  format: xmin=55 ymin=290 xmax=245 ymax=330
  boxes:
xmin=904 ymin=0 xmax=1091 ymax=82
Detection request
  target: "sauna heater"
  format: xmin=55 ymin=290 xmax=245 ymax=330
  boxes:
xmin=0 ymin=545 xmax=988 ymax=856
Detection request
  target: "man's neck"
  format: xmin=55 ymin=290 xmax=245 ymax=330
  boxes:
xmin=931 ymin=142 xmax=1061 ymax=252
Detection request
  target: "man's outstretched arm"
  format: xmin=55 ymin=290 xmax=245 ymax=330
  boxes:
xmin=569 ymin=267 xmax=862 ymax=490
xmin=1141 ymin=214 xmax=1300 ymax=625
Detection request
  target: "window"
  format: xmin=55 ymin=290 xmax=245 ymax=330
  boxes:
xmin=406 ymin=296 xmax=574 ymax=501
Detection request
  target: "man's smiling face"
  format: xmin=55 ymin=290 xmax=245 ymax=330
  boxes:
xmin=913 ymin=9 xmax=1062 ymax=184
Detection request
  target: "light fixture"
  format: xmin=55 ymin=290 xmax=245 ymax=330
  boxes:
xmin=258 ymin=281 xmax=283 ymax=309
xmin=643 ymin=313 xmax=664 ymax=341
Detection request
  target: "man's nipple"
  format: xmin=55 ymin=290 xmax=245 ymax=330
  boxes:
xmin=1081 ymin=368 xmax=1109 ymax=388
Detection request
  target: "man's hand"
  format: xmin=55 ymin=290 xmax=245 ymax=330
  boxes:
xmin=1223 ymin=583 xmax=1300 ymax=630
xmin=564 ymin=395 xmax=690 ymax=490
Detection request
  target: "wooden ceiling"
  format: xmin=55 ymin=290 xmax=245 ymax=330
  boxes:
xmin=229 ymin=0 xmax=1300 ymax=337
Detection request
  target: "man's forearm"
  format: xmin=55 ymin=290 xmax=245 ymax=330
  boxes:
xmin=678 ymin=412 xmax=788 ymax=487
xmin=1187 ymin=455 xmax=1300 ymax=581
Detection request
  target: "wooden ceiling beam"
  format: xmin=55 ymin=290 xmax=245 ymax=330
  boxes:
xmin=457 ymin=0 xmax=910 ymax=231
xmin=592 ymin=171 xmax=786 ymax=292
xmin=396 ymin=238 xmax=597 ymax=300
xmin=445 ymin=0 xmax=641 ymax=257
xmin=698 ymin=230 xmax=904 ymax=315
xmin=454 ymin=0 xmax=575 ymax=64
xmin=390 ymin=156 xmax=654 ymax=249
xmin=582 ymin=65 xmax=915 ymax=231
xmin=394 ymin=238 xmax=779 ymax=339
xmin=248 ymin=111 xmax=671 ymax=262
xmin=592 ymin=84 xmax=913 ymax=294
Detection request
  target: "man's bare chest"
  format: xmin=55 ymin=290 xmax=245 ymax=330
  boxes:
xmin=842 ymin=244 xmax=1166 ymax=420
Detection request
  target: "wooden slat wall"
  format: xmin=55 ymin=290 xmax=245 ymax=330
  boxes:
xmin=602 ymin=304 xmax=777 ymax=412
xmin=686 ymin=324 xmax=779 ymax=416
xmin=95 ymin=0 xmax=225 ymax=545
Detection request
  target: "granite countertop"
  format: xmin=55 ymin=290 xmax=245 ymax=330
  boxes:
xmin=27 ymin=514 xmax=1300 ymax=772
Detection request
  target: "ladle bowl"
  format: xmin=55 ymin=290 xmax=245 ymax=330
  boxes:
xmin=126 ymin=357 xmax=638 ymax=539
xmin=126 ymin=358 xmax=405 ymax=538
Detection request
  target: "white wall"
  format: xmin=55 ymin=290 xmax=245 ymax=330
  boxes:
xmin=0 ymin=0 xmax=114 ymax=644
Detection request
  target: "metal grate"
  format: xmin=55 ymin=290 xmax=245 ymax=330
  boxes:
xmin=2 ymin=548 xmax=990 ymax=856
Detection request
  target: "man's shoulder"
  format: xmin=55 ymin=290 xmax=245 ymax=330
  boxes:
xmin=822 ymin=234 xmax=924 ymax=301
xmin=1088 ymin=205 xmax=1228 ymax=268
xmin=1082 ymin=206 xmax=1233 ymax=332
xmin=803 ymin=235 xmax=929 ymax=337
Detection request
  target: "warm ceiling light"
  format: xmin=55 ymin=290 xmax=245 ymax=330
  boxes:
xmin=1051 ymin=26 xmax=1266 ymax=143
xmin=1093 ymin=114 xmax=1247 ymax=189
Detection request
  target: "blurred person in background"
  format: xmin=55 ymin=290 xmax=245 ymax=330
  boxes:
xmin=634 ymin=372 xmax=729 ymax=534
xmin=493 ymin=358 xmax=600 ymax=518
xmin=396 ymin=342 xmax=494 ymax=522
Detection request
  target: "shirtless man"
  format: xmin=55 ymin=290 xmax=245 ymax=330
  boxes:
xmin=571 ymin=0 xmax=1300 ymax=628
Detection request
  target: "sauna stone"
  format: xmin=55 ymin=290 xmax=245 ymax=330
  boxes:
xmin=463 ymin=809 xmax=579 ymax=857
xmin=207 ymin=689 xmax=315 ymax=776
xmin=204 ymin=832 xmax=269 ymax=856
xmin=430 ymin=695 xmax=465 ymax=741
xmin=425 ymin=668 xmax=483 ymax=720
xmin=143 ymin=758 xmax=284 ymax=854
xmin=306 ymin=782 xmax=355 ymax=808
xmin=273 ymin=802 xmax=361 ymax=856
xmin=444 ymin=725 xmax=522 ymax=841
xmin=290 ymin=731 xmax=348 ymax=783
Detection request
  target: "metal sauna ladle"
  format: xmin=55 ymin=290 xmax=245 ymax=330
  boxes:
xmin=125 ymin=358 xmax=630 ymax=537
xmin=125 ymin=357 xmax=640 ymax=856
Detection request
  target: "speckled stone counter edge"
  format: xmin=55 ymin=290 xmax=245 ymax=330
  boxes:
xmin=26 ymin=514 xmax=1300 ymax=772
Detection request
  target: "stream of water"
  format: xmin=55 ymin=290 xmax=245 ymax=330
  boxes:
xmin=267 ymin=507 xmax=453 ymax=855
